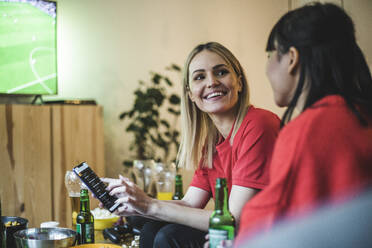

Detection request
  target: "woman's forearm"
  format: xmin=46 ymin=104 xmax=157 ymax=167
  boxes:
xmin=147 ymin=198 xmax=213 ymax=231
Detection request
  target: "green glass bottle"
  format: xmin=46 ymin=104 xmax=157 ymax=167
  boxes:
xmin=172 ymin=174 xmax=184 ymax=200
xmin=76 ymin=188 xmax=94 ymax=244
xmin=209 ymin=178 xmax=235 ymax=248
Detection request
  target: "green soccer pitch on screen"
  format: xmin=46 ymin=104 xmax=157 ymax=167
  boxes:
xmin=0 ymin=0 xmax=57 ymax=95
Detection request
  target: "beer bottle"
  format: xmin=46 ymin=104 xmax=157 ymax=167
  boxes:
xmin=172 ymin=174 xmax=184 ymax=200
xmin=208 ymin=178 xmax=235 ymax=248
xmin=76 ymin=188 xmax=94 ymax=244
xmin=0 ymin=198 xmax=6 ymax=248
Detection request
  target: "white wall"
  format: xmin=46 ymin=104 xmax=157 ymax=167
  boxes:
xmin=45 ymin=0 xmax=371 ymax=178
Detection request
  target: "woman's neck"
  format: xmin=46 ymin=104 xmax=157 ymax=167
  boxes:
xmin=209 ymin=110 xmax=238 ymax=139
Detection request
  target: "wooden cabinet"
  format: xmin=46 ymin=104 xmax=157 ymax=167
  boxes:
xmin=0 ymin=104 xmax=105 ymax=228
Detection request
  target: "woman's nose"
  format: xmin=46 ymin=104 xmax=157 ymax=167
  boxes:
xmin=206 ymin=74 xmax=219 ymax=88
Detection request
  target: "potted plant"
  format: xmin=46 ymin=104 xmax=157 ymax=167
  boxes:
xmin=119 ymin=64 xmax=182 ymax=168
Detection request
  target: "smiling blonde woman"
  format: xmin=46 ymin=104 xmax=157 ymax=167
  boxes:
xmin=103 ymin=42 xmax=280 ymax=248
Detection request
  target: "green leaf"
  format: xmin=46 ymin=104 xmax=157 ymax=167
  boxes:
xmin=152 ymin=73 xmax=162 ymax=85
xmin=126 ymin=123 xmax=140 ymax=132
xmin=169 ymin=64 xmax=181 ymax=71
xmin=128 ymin=110 xmax=135 ymax=118
xmin=168 ymin=108 xmax=180 ymax=115
xmin=151 ymin=109 xmax=159 ymax=117
xmin=149 ymin=134 xmax=158 ymax=145
xmin=169 ymin=94 xmax=181 ymax=105
xmin=164 ymin=77 xmax=173 ymax=86
xmin=119 ymin=112 xmax=127 ymax=119
xmin=160 ymin=120 xmax=170 ymax=128
xmin=134 ymin=89 xmax=144 ymax=98
xmin=147 ymin=88 xmax=165 ymax=106
xmin=123 ymin=160 xmax=133 ymax=167
xmin=140 ymin=117 xmax=158 ymax=128
xmin=134 ymin=98 xmax=153 ymax=113
xmin=156 ymin=135 xmax=167 ymax=147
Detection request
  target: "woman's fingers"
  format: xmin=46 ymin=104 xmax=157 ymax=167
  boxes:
xmin=119 ymin=175 xmax=135 ymax=188
xmin=204 ymin=241 xmax=209 ymax=248
xmin=114 ymin=202 xmax=137 ymax=216
xmin=203 ymin=234 xmax=210 ymax=248
xmin=101 ymin=176 xmax=135 ymax=192
xmin=115 ymin=195 xmax=131 ymax=204
xmin=109 ymin=185 xmax=130 ymax=196
xmin=101 ymin=177 xmax=119 ymax=184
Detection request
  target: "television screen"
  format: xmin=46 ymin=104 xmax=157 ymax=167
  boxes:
xmin=0 ymin=0 xmax=57 ymax=95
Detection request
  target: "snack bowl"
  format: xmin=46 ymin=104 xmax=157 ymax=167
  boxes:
xmin=71 ymin=244 xmax=122 ymax=248
xmin=94 ymin=216 xmax=120 ymax=230
xmin=14 ymin=227 xmax=77 ymax=248
xmin=1 ymin=216 xmax=28 ymax=247
xmin=91 ymin=208 xmax=119 ymax=230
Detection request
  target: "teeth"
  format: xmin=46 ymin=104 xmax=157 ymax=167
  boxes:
xmin=206 ymin=92 xmax=224 ymax=99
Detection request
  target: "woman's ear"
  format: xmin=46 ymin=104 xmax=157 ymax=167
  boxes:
xmin=238 ymin=75 xmax=243 ymax=92
xmin=188 ymin=91 xmax=195 ymax=102
xmin=288 ymin=46 xmax=299 ymax=75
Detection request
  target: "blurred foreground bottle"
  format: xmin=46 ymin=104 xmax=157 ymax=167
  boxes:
xmin=172 ymin=174 xmax=184 ymax=200
xmin=0 ymin=198 xmax=6 ymax=248
xmin=76 ymin=188 xmax=94 ymax=244
xmin=209 ymin=178 xmax=235 ymax=248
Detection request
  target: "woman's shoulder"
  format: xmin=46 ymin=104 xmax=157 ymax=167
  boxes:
xmin=232 ymin=106 xmax=281 ymax=146
xmin=279 ymin=95 xmax=350 ymax=138
xmin=242 ymin=105 xmax=281 ymax=129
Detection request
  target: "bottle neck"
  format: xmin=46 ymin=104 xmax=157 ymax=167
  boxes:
xmin=175 ymin=183 xmax=183 ymax=194
xmin=80 ymin=189 xmax=90 ymax=212
xmin=174 ymin=175 xmax=183 ymax=195
xmin=175 ymin=181 xmax=183 ymax=194
xmin=215 ymin=182 xmax=228 ymax=213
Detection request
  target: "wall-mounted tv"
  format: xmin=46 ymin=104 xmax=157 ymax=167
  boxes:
xmin=0 ymin=0 xmax=57 ymax=95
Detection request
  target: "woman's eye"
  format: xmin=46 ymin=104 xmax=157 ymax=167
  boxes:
xmin=216 ymin=69 xmax=229 ymax=77
xmin=193 ymin=74 xmax=204 ymax=81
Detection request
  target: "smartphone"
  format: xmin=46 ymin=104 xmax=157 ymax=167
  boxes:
xmin=73 ymin=162 xmax=120 ymax=212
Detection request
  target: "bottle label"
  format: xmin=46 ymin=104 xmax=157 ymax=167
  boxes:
xmin=209 ymin=228 xmax=228 ymax=248
xmin=76 ymin=223 xmax=94 ymax=244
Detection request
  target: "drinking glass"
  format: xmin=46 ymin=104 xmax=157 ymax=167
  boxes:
xmin=133 ymin=160 xmax=155 ymax=193
xmin=155 ymin=162 xmax=176 ymax=200
xmin=64 ymin=170 xmax=82 ymax=227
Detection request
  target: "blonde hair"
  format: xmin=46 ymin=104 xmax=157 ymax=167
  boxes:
xmin=177 ymin=42 xmax=250 ymax=170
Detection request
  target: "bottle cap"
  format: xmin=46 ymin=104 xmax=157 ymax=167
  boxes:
xmin=215 ymin=177 xmax=226 ymax=187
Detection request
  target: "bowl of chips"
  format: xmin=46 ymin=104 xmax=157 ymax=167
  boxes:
xmin=2 ymin=216 xmax=28 ymax=247
xmin=91 ymin=208 xmax=120 ymax=230
xmin=71 ymin=244 xmax=122 ymax=248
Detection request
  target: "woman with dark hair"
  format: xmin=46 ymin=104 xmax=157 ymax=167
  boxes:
xmin=235 ymin=2 xmax=372 ymax=245
xmin=102 ymin=42 xmax=280 ymax=247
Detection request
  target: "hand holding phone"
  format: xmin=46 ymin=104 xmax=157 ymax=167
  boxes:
xmin=73 ymin=162 xmax=120 ymax=212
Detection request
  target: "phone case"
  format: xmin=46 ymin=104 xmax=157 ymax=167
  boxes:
xmin=73 ymin=162 xmax=120 ymax=212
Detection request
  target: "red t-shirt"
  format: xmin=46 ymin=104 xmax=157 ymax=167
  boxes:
xmin=236 ymin=95 xmax=372 ymax=245
xmin=190 ymin=106 xmax=280 ymax=199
